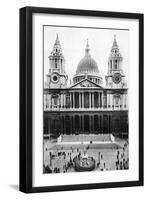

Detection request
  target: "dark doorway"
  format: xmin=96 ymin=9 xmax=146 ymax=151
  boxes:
xmin=84 ymin=115 xmax=89 ymax=132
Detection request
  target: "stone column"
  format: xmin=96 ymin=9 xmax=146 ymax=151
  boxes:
xmin=51 ymin=96 xmax=53 ymax=109
xmin=120 ymin=94 xmax=123 ymax=109
xmin=44 ymin=94 xmax=46 ymax=109
xmin=60 ymin=94 xmax=62 ymax=108
xmin=101 ymin=92 xmax=103 ymax=108
xmin=124 ymin=93 xmax=127 ymax=108
xmin=70 ymin=92 xmax=72 ymax=109
xmin=73 ymin=92 xmax=75 ymax=109
xmin=62 ymin=93 xmax=65 ymax=108
xmin=82 ymin=92 xmax=84 ymax=109
xmin=92 ymin=92 xmax=94 ymax=108
xmin=60 ymin=93 xmax=63 ymax=109
xmin=112 ymin=94 xmax=114 ymax=109
xmin=98 ymin=92 xmax=100 ymax=108
xmin=99 ymin=93 xmax=101 ymax=108
xmin=89 ymin=92 xmax=91 ymax=108
xmin=80 ymin=92 xmax=82 ymax=108
xmin=110 ymin=94 xmax=113 ymax=108
xmin=64 ymin=93 xmax=66 ymax=109
xmin=97 ymin=92 xmax=99 ymax=108
xmin=108 ymin=93 xmax=110 ymax=108
xmin=79 ymin=92 xmax=81 ymax=108
xmin=71 ymin=92 xmax=73 ymax=108
xmin=47 ymin=94 xmax=50 ymax=109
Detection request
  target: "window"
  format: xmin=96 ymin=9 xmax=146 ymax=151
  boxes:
xmin=66 ymin=94 xmax=70 ymax=108
xmin=114 ymin=60 xmax=117 ymax=70
xmin=53 ymin=75 xmax=57 ymax=82
xmin=61 ymin=59 xmax=62 ymax=67
xmin=55 ymin=59 xmax=57 ymax=68
xmin=110 ymin=60 xmax=112 ymax=69
xmin=114 ymin=95 xmax=120 ymax=107
xmin=53 ymin=96 xmax=58 ymax=107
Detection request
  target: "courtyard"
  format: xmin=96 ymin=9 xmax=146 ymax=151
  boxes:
xmin=43 ymin=135 xmax=129 ymax=174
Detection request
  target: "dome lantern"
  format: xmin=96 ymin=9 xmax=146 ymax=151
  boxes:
xmin=85 ymin=39 xmax=90 ymax=55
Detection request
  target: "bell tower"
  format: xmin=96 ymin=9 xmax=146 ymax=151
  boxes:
xmin=47 ymin=34 xmax=68 ymax=88
xmin=105 ymin=35 xmax=126 ymax=89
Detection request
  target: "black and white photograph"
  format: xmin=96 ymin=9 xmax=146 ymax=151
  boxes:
xmin=43 ymin=26 xmax=129 ymax=174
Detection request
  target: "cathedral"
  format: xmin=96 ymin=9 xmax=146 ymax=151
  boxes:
xmin=43 ymin=34 xmax=128 ymax=138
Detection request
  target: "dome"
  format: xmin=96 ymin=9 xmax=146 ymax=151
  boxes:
xmin=76 ymin=55 xmax=99 ymax=75
xmin=73 ymin=40 xmax=102 ymax=86
xmin=75 ymin=40 xmax=99 ymax=75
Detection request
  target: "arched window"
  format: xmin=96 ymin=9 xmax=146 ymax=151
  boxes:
xmin=110 ymin=60 xmax=112 ymax=70
xmin=52 ymin=95 xmax=58 ymax=108
xmin=55 ymin=58 xmax=57 ymax=68
xmin=114 ymin=94 xmax=120 ymax=107
xmin=61 ymin=59 xmax=62 ymax=67
xmin=66 ymin=94 xmax=70 ymax=108
xmin=84 ymin=115 xmax=89 ymax=131
xmin=114 ymin=60 xmax=117 ymax=70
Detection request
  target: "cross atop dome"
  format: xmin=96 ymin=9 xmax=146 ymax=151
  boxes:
xmin=85 ymin=39 xmax=90 ymax=55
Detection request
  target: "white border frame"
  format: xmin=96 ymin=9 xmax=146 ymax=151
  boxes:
xmin=32 ymin=13 xmax=139 ymax=187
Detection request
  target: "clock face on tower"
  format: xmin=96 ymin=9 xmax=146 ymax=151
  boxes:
xmin=51 ymin=73 xmax=59 ymax=83
xmin=112 ymin=73 xmax=122 ymax=84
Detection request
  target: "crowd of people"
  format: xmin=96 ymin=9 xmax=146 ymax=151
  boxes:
xmin=43 ymin=141 xmax=129 ymax=174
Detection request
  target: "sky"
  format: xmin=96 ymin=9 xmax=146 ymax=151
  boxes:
xmin=44 ymin=25 xmax=129 ymax=86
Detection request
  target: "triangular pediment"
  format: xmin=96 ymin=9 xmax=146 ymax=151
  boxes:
xmin=71 ymin=79 xmax=102 ymax=88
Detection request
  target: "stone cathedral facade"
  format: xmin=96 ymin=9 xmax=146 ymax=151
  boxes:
xmin=44 ymin=34 xmax=128 ymax=138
